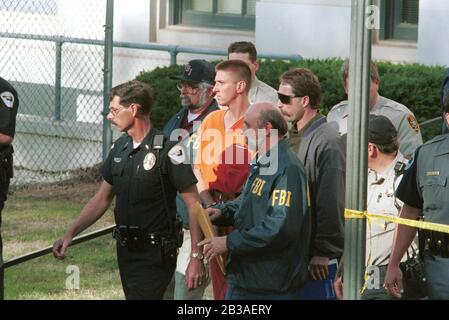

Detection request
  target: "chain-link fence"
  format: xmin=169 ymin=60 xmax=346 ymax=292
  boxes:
xmin=112 ymin=47 xmax=230 ymax=87
xmin=0 ymin=0 xmax=108 ymax=187
xmin=0 ymin=1 xmax=304 ymax=188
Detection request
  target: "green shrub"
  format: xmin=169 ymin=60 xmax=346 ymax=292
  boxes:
xmin=136 ymin=59 xmax=446 ymax=141
xmin=136 ymin=64 xmax=185 ymax=132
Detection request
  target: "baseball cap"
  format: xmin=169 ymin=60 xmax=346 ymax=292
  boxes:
xmin=170 ymin=59 xmax=215 ymax=85
xmin=368 ymin=115 xmax=398 ymax=145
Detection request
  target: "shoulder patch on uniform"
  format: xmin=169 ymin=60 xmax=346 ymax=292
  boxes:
xmin=0 ymin=91 xmax=14 ymax=108
xmin=407 ymin=114 xmax=420 ymax=134
xmin=168 ymin=144 xmax=187 ymax=165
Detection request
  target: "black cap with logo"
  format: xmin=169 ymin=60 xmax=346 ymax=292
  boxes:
xmin=170 ymin=59 xmax=215 ymax=85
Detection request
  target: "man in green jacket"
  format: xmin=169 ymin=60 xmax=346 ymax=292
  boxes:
xmin=278 ymin=68 xmax=345 ymax=298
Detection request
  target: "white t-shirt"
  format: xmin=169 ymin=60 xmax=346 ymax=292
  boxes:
xmin=187 ymin=111 xmax=200 ymax=123
xmin=133 ymin=141 xmax=141 ymax=149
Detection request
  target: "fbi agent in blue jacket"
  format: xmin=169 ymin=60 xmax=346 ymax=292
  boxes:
xmin=200 ymin=102 xmax=311 ymax=300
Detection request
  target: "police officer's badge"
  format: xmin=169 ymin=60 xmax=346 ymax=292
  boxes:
xmin=0 ymin=91 xmax=14 ymax=108
xmin=407 ymin=115 xmax=420 ymax=134
xmin=143 ymin=152 xmax=157 ymax=171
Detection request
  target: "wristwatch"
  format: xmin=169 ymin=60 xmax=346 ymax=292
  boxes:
xmin=191 ymin=252 xmax=204 ymax=260
xmin=204 ymin=202 xmax=218 ymax=209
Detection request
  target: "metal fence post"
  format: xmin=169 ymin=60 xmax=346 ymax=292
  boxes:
xmin=343 ymin=0 xmax=372 ymax=300
xmin=103 ymin=0 xmax=114 ymax=161
xmin=54 ymin=41 xmax=63 ymax=120
xmin=170 ymin=47 xmax=178 ymax=66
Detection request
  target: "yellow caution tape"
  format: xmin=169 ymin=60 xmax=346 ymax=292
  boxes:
xmin=344 ymin=209 xmax=367 ymax=219
xmin=360 ymin=218 xmax=373 ymax=295
xmin=344 ymin=208 xmax=449 ymax=295
xmin=344 ymin=208 xmax=449 ymax=234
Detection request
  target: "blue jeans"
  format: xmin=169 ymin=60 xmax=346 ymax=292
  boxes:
xmin=423 ymin=251 xmax=449 ymax=299
xmin=296 ymin=260 xmax=338 ymax=300
xmin=225 ymin=283 xmax=303 ymax=300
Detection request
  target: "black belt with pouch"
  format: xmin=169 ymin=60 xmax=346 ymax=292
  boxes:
xmin=419 ymin=229 xmax=449 ymax=258
xmin=113 ymin=225 xmax=180 ymax=262
xmin=399 ymin=246 xmax=427 ymax=299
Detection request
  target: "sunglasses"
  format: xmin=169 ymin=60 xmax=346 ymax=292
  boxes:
xmin=277 ymin=92 xmax=301 ymax=104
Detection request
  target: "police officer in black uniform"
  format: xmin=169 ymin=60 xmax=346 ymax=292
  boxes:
xmin=53 ymin=80 xmax=205 ymax=300
xmin=384 ymin=90 xmax=449 ymax=300
xmin=0 ymin=76 xmax=19 ymax=299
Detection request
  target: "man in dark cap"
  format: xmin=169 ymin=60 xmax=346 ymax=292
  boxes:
xmin=335 ymin=115 xmax=416 ymax=300
xmin=165 ymin=59 xmax=218 ymax=137
xmin=163 ymin=59 xmax=219 ymax=299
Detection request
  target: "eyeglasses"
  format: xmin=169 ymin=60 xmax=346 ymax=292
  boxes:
xmin=277 ymin=92 xmax=301 ymax=104
xmin=108 ymin=107 xmax=127 ymax=117
xmin=177 ymin=83 xmax=200 ymax=94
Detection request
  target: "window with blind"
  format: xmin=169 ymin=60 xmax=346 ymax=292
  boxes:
xmin=171 ymin=0 xmax=257 ymax=31
xmin=380 ymin=0 xmax=419 ymax=42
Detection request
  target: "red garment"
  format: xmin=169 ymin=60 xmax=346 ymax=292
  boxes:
xmin=195 ymin=110 xmax=251 ymax=299
xmin=195 ymin=110 xmax=251 ymax=194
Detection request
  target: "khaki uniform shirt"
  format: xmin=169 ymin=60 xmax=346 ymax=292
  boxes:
xmin=367 ymin=152 xmax=416 ymax=266
xmin=249 ymin=77 xmax=278 ymax=105
xmin=327 ymin=95 xmax=423 ymax=158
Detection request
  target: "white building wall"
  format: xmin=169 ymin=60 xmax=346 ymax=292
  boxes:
xmin=256 ymin=0 xmax=352 ymax=59
xmin=254 ymin=0 xmax=436 ymax=65
xmin=114 ymin=0 xmax=150 ymax=43
xmin=418 ymin=0 xmax=449 ymax=66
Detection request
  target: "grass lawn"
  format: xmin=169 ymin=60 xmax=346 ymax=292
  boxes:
xmin=2 ymin=181 xmax=124 ymax=300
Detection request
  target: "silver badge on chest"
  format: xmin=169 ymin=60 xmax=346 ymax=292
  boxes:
xmin=143 ymin=152 xmax=157 ymax=171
